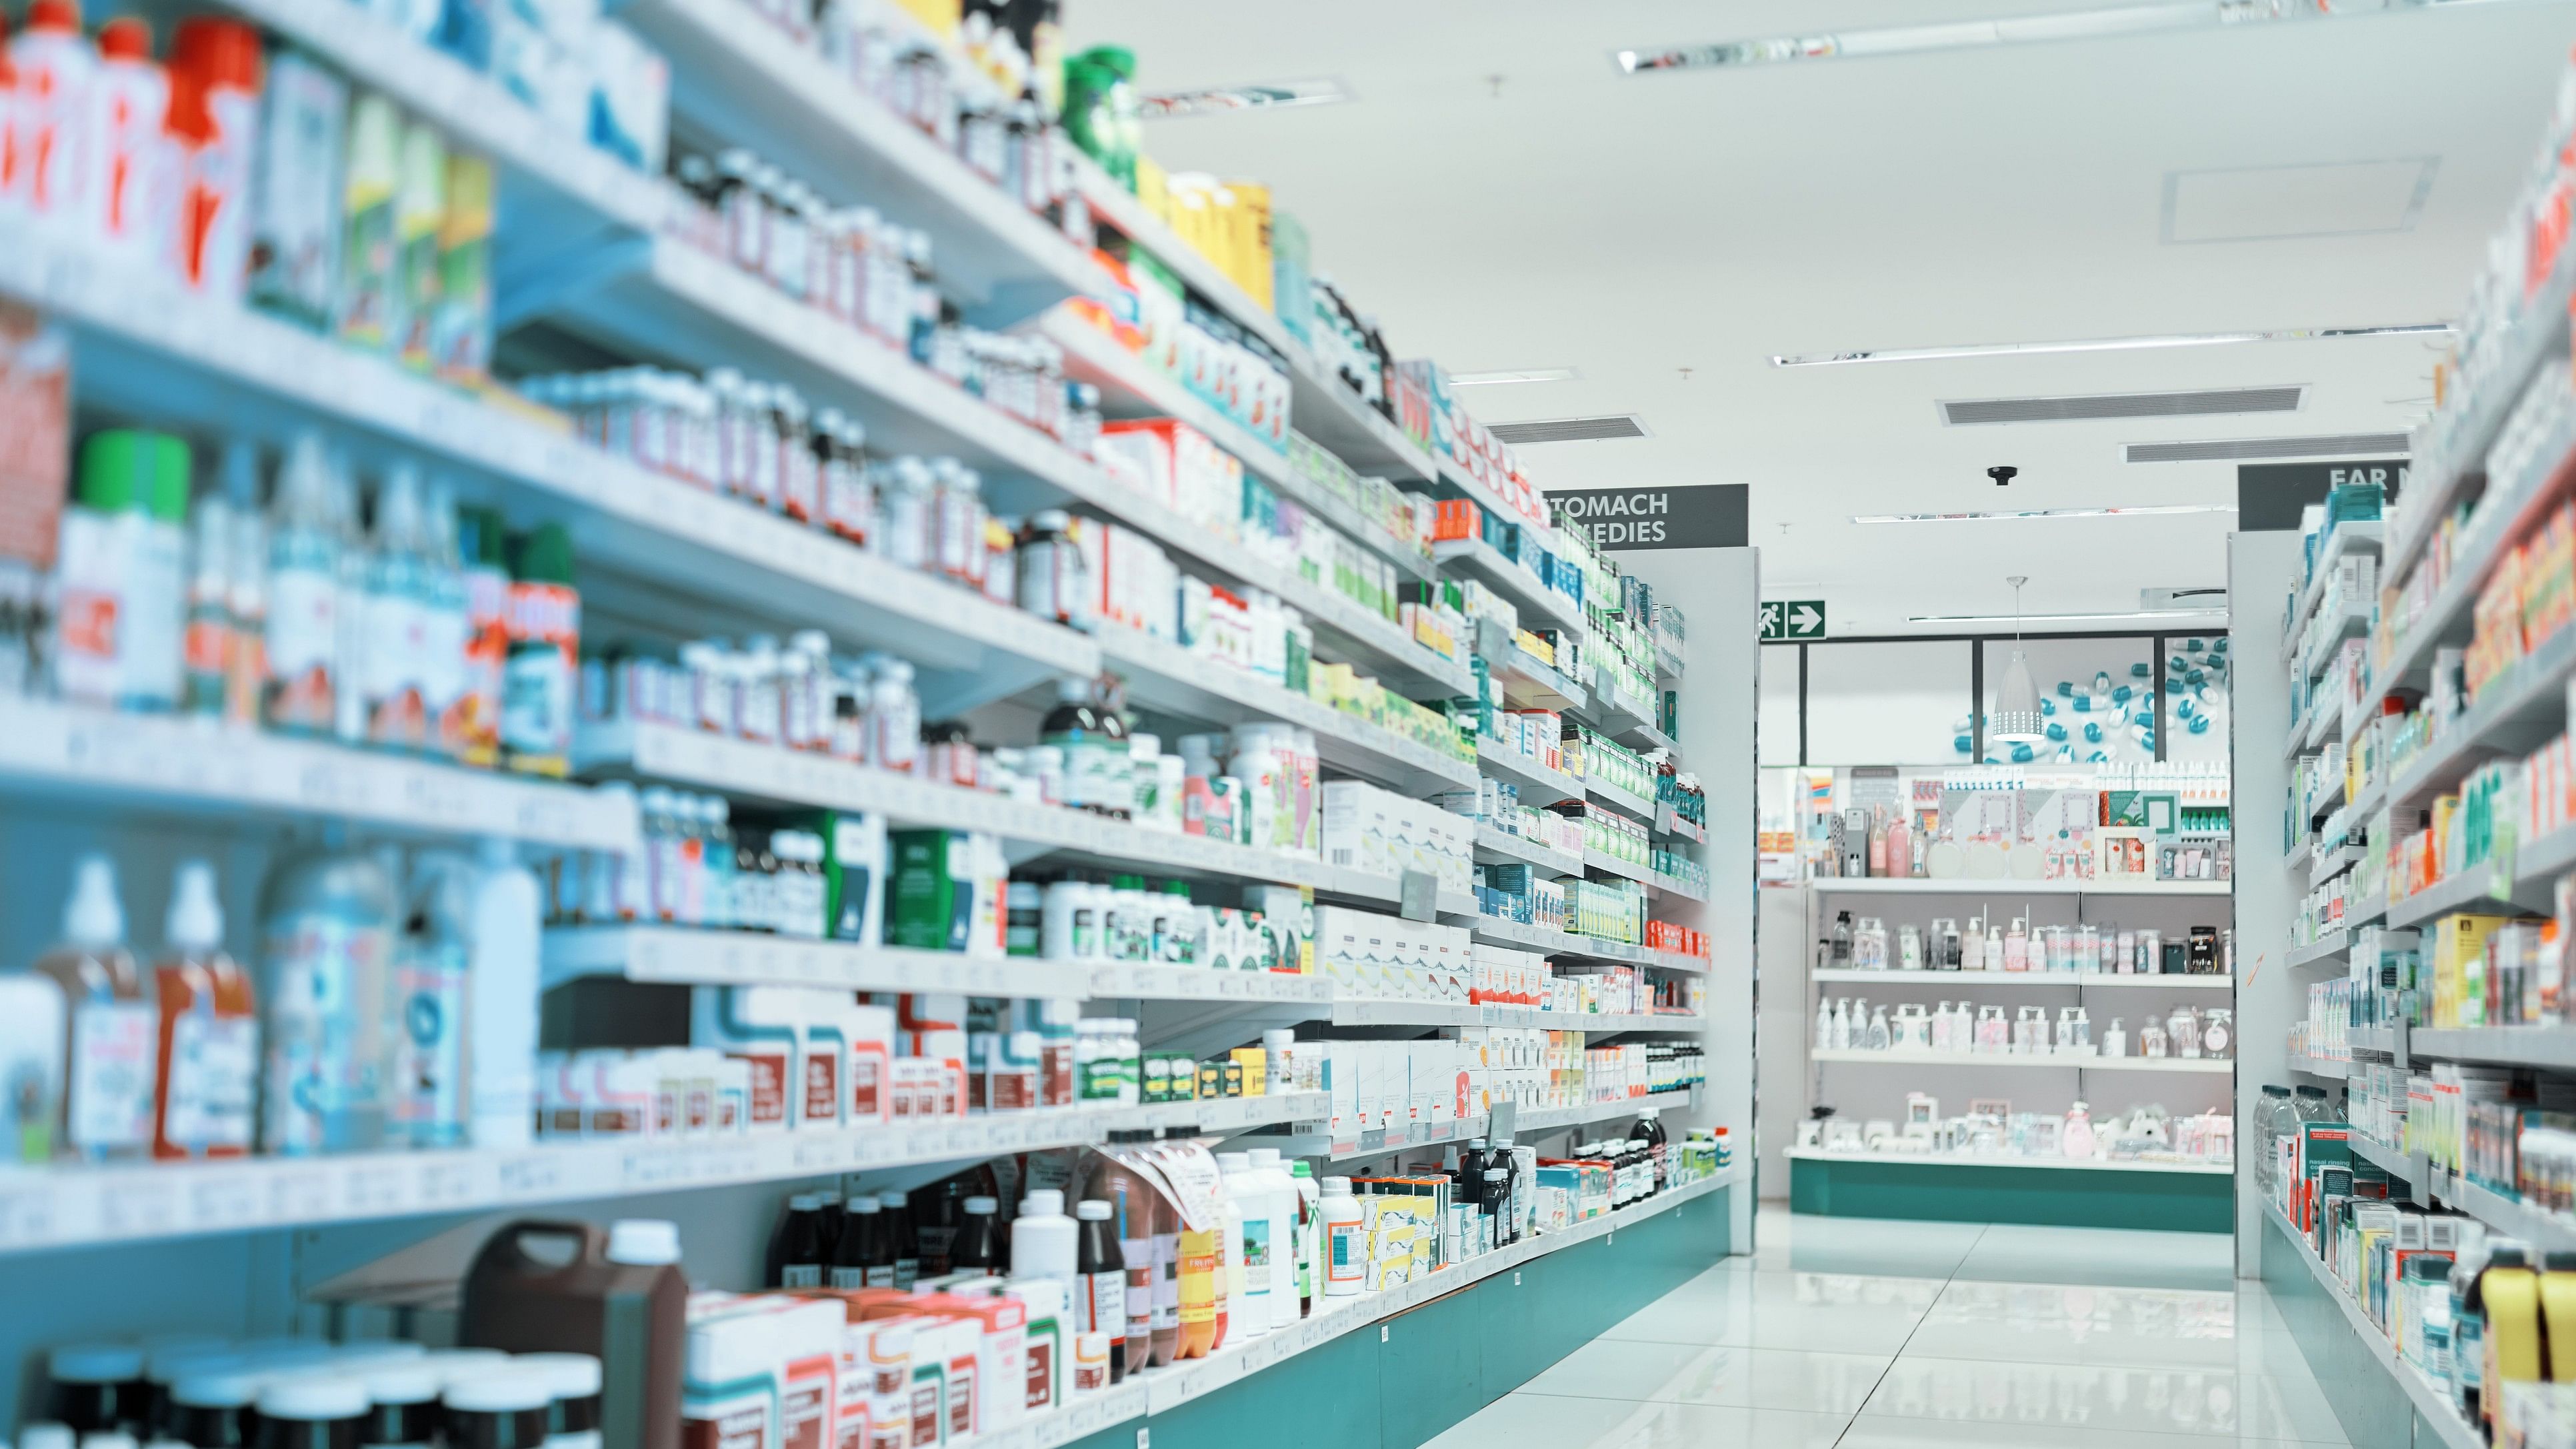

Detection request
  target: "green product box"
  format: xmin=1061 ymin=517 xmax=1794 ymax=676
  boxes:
xmin=887 ymin=829 xmax=971 ymax=952
xmin=823 ymin=810 xmax=887 ymax=944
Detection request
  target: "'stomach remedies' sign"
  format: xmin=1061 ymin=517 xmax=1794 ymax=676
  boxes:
xmin=1547 ymin=484 xmax=1747 ymax=550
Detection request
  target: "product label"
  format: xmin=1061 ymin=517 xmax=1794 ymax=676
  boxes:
xmin=782 ymin=1264 xmax=823 ymax=1288
xmin=387 ymin=943 xmax=465 ymax=1146
xmin=500 ymin=580 xmax=579 ymax=770
xmin=68 ymin=1001 xmax=155 ymax=1152
xmin=1023 ymin=1336 xmax=1053 ymax=1410
xmin=681 ymin=1404 xmax=766 ymax=1449
xmin=1328 ymin=1220 xmax=1363 ymax=1284
xmin=420 ymin=572 xmax=471 ymax=755
xmin=907 ymin=1374 xmax=939 ymax=1448
xmin=803 ymin=1042 xmax=841 ymax=1126
xmin=1240 ymin=1218 xmax=1271 ymax=1294
xmin=261 ymin=914 xmax=392 ymax=1152
xmin=1121 ymin=1236 xmax=1153 ymax=1331
xmin=163 ymin=1010 xmax=256 ymax=1153
xmin=782 ymin=1373 xmax=829 ymax=1449
xmin=734 ymin=1048 xmax=789 ymax=1127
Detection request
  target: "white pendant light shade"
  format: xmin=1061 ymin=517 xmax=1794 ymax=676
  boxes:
xmin=1988 ymin=575 xmax=2047 ymax=744
xmin=1991 ymin=647 xmax=2046 ymax=743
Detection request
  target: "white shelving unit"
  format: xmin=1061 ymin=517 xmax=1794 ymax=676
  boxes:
xmin=1810 ymin=968 xmax=2234 ymax=988
xmin=1788 ymin=1145 xmax=2231 ymax=1176
xmin=1809 ymin=1050 xmax=2233 ymax=1074
xmin=1811 ymin=876 xmax=2230 ymax=897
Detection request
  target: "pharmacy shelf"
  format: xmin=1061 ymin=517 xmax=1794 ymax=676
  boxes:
xmin=1810 ymin=1050 xmax=2233 ymax=1073
xmin=1654 ymin=806 xmax=1709 ymax=844
xmin=1587 ymin=673 xmax=1675 ymax=753
xmin=543 ymin=926 xmax=1344 ymax=1006
xmin=1481 ymin=629 xmax=1591 ymax=713
xmin=1093 ymin=625 xmax=1477 ymax=797
xmin=1584 ymin=848 xmax=1655 ymax=887
xmin=2285 ymin=932 xmax=2349 ymax=968
xmin=1473 ymin=824 xmax=1585 ymax=878
xmin=1585 ymin=774 xmax=1658 ymax=823
xmin=611 ymin=0 xmax=1105 ymax=324
xmin=2435 ymin=1173 xmax=2576 ymax=1254
xmin=2295 ymin=603 xmax=2371 ymax=682
xmin=1475 ymin=736 xmax=1585 ymax=807
xmin=2383 ymin=621 xmax=2576 ymax=814
xmin=1807 ymin=876 xmax=2233 ymax=898
xmin=0 ymin=699 xmax=637 ymax=852
xmin=578 ymin=720 xmax=1416 ymax=904
xmin=1257 ymin=1093 xmax=1710 ymax=1166
xmin=2283 ymin=838 xmax=2313 ymax=873
xmin=2383 ymin=863 xmax=2551 ymax=930
xmin=1809 ymin=969 xmax=2234 ymax=989
xmin=2347 ymin=890 xmax=2390 ymax=930
xmin=2307 ymin=770 xmax=2349 ymax=825
xmin=2384 ymin=242 xmax=2576 ymax=590
xmin=2407 ymin=1027 xmax=2576 ymax=1070
xmin=2377 ymin=396 xmax=2576 ymax=702
xmin=226 ymin=0 xmax=663 ymax=270
xmin=1067 ymin=155 xmax=1439 ymax=487
xmin=1431 ymin=537 xmax=1587 ymax=633
xmin=2345 ymin=1133 xmax=2426 ymax=1186
xmin=1788 ymin=1146 xmax=2231 ymax=1176
xmin=2310 ymin=842 xmax=2363 ymax=890
xmin=2262 ymin=1201 xmax=2483 ymax=1449
xmin=1035 ymin=310 xmax=1433 ymax=581
xmin=541 ymin=240 xmax=1471 ymax=701
xmin=1454 ymin=912 xmax=1669 ymax=968
xmin=0 ymin=1092 xmax=1327 ymax=1255
xmin=2285 ymin=522 xmax=2386 ymax=653
xmin=1133 ymin=1169 xmax=1737 ymax=1417
xmin=1325 ymin=1000 xmax=1689 ymax=1034
xmin=0 ymin=225 xmax=1092 ymax=721
xmin=1648 ymin=870 xmax=1711 ymax=904
xmin=2286 ymin=1055 xmax=2349 ymax=1080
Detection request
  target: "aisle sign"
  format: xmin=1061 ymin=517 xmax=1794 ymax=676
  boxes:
xmin=1547 ymin=483 xmax=1747 ymax=550
xmin=1761 ymin=600 xmax=1827 ymax=640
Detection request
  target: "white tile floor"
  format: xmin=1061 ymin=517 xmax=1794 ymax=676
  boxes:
xmin=1424 ymin=1206 xmax=2347 ymax=1449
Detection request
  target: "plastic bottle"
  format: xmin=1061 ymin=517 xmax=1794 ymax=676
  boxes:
xmin=165 ymin=17 xmax=260 ymax=300
xmin=1012 ymin=1188 xmax=1079 ymax=1296
xmin=151 ymin=859 xmax=253 ymax=1160
xmin=258 ymin=834 xmax=397 ymax=1154
xmin=11 ymin=0 xmax=93 ymax=217
xmin=868 ymin=656 xmax=919 ymax=774
xmin=1289 ymin=1159 xmax=1319 ymax=1313
xmin=773 ymin=1194 xmax=827 ymax=1287
xmin=365 ymin=463 xmax=432 ymax=750
xmin=89 ymin=17 xmax=164 ymax=256
xmin=263 ymin=433 xmax=340 ymax=734
xmin=877 ymin=1189 xmax=920 ymax=1286
xmin=218 ymin=441 xmax=267 ymax=728
xmin=1319 ymin=1176 xmax=1363 ymax=1297
xmin=324 ymin=448 xmax=371 ymax=745
xmin=951 ymin=1194 xmax=1003 ymax=1274
xmin=501 ymin=524 xmax=579 ymax=777
xmin=1173 ymin=1212 xmax=1221 ymax=1359
xmin=1635 ymin=1108 xmax=1669 ymax=1195
xmin=1214 ymin=1152 xmax=1267 ymax=1339
xmin=469 ymin=837 xmax=539 ymax=1150
xmin=35 ymin=854 xmax=152 ymax=1162
xmin=458 ymin=506 xmax=510 ymax=766
xmin=1245 ymin=1148 xmax=1300 ymax=1328
xmin=388 ymin=853 xmax=469 ymax=1149
xmin=181 ymin=460 xmax=234 ymax=719
xmin=1041 ymin=679 xmax=1106 ymax=813
xmin=1073 ymin=1198 xmax=1128 ymax=1381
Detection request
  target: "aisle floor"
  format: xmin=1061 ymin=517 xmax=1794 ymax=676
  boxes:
xmin=1425 ymin=1205 xmax=2347 ymax=1449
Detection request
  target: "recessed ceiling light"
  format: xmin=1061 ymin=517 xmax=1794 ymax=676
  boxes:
xmin=1615 ymin=0 xmax=2500 ymax=75
xmin=1905 ymin=607 xmax=2229 ymax=627
xmin=1855 ymin=505 xmax=2237 ymax=524
xmin=1771 ymin=322 xmax=2450 ymax=368
xmin=1449 ymin=368 xmax=1581 ymax=387
xmin=1140 ymin=79 xmax=1349 ymax=119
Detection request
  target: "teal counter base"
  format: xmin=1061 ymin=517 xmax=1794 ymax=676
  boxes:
xmin=1790 ymin=1155 xmax=2233 ymax=1231
xmin=1061 ymin=1183 xmax=1733 ymax=1449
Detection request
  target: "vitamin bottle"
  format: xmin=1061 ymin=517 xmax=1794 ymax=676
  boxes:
xmin=263 ymin=433 xmax=341 ymax=734
xmin=1319 ymin=1176 xmax=1363 ymax=1297
xmin=37 ymin=854 xmax=153 ymax=1162
xmin=1174 ymin=1215 xmax=1221 ymax=1360
xmin=364 ymin=463 xmax=432 ymax=751
xmin=152 ymin=858 xmax=254 ymax=1160
xmin=501 ymin=523 xmax=579 ymax=777
xmin=258 ymin=833 xmax=397 ymax=1154
xmin=1073 ymin=1198 xmax=1127 ymax=1381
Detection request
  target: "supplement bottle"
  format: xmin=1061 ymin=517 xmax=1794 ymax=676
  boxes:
xmin=1635 ymin=1108 xmax=1668 ymax=1194
xmin=1040 ymin=679 xmax=1105 ymax=814
xmin=440 ymin=1374 xmax=550 ymax=1449
xmin=830 ymin=1194 xmax=886 ymax=1288
xmin=951 ymin=1194 xmax=1004 ymax=1274
xmin=162 ymin=1370 xmax=258 ymax=1448
xmin=37 ymin=854 xmax=153 ymax=1162
xmin=1174 ymin=1212 xmax=1221 ymax=1360
xmin=356 ymin=1364 xmax=441 ymax=1449
xmin=1011 ymin=1188 xmax=1078 ymax=1296
xmin=48 ymin=1345 xmax=146 ymax=1436
xmin=877 ymin=1189 xmax=921 ymax=1286
xmin=263 ymin=433 xmax=341 ymax=734
xmin=499 ymin=524 xmax=578 ymax=778
xmin=254 ymin=1376 xmax=368 ymax=1447
xmin=1319 ymin=1176 xmax=1363 ymax=1297
xmin=1073 ymin=1198 xmax=1129 ymax=1380
xmin=771 ymin=1194 xmax=827 ymax=1286
xmin=513 ymin=1353 xmax=603 ymax=1449
xmin=152 ymin=858 xmax=254 ymax=1159
xmin=1245 ymin=1148 xmax=1300 ymax=1328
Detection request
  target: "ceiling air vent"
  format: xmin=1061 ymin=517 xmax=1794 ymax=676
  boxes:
xmin=2125 ymin=432 xmax=2410 ymax=463
xmin=1488 ymin=415 xmax=1653 ymax=445
xmin=1939 ymin=386 xmax=2305 ymax=426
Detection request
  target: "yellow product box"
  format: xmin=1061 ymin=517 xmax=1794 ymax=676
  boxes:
xmin=1221 ymin=180 xmax=1274 ymax=311
xmin=1364 ymin=1196 xmax=1417 ymax=1290
xmin=2433 ymin=913 xmax=2509 ymax=1028
xmin=891 ymin=0 xmax=960 ymax=37
xmin=1229 ymin=1046 xmax=1267 ymax=1096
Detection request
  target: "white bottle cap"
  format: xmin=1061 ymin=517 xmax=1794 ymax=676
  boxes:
xmin=257 ymin=1375 xmax=368 ymax=1421
xmin=1215 ymin=1152 xmax=1250 ymax=1172
xmin=22 ymin=1425 xmax=77 ymax=1449
xmin=169 ymin=1372 xmax=262 ymax=1409
xmin=1075 ymin=1199 xmax=1112 ymax=1221
xmin=1322 ymin=1176 xmax=1352 ymax=1195
xmin=77 ymin=1434 xmax=138 ymax=1449
xmin=876 ymin=1190 xmax=907 ymax=1210
xmin=607 ymin=1218 xmax=683 ymax=1266
xmin=788 ymin=1194 xmax=823 ymax=1210
xmin=424 ymin=1350 xmax=514 ymax=1387
xmin=442 ymin=1371 xmax=554 ymax=1415
xmin=1021 ymin=1189 xmax=1063 ymax=1216
xmin=513 ymin=1352 xmax=603 ymax=1398
xmin=963 ymin=1196 xmax=999 ymax=1213
xmin=361 ymin=1364 xmax=443 ymax=1406
xmin=1247 ymin=1148 xmax=1282 ymax=1168
xmin=61 ymin=856 xmax=125 ymax=949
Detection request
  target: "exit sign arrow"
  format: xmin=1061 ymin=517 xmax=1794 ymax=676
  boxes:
xmin=1787 ymin=601 xmax=1827 ymax=638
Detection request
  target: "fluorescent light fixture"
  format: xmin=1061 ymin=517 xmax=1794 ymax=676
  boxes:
xmin=1773 ymin=322 xmax=2450 ymax=368
xmin=1449 ymin=368 xmax=1581 ymax=387
xmin=1910 ymin=609 xmax=2229 ymax=626
xmin=1140 ymin=79 xmax=1349 ymax=119
xmin=1616 ymin=0 xmax=2494 ymax=75
xmin=1855 ymin=505 xmax=2237 ymax=524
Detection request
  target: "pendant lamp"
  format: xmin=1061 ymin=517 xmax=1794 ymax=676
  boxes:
xmin=1989 ymin=576 xmax=2046 ymax=744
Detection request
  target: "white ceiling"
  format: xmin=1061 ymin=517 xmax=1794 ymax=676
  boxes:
xmin=1067 ymin=0 xmax=2576 ymax=633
